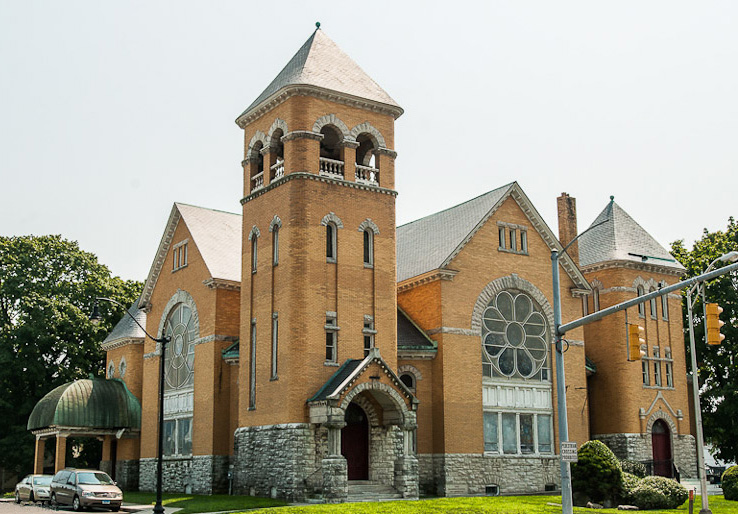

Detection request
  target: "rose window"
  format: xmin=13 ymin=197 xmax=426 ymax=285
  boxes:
xmin=482 ymin=290 xmax=550 ymax=380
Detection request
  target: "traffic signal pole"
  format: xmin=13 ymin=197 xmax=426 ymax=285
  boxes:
xmin=551 ymin=257 xmax=738 ymax=514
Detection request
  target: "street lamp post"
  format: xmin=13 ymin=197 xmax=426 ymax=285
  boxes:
xmin=685 ymin=251 xmax=738 ymax=514
xmin=90 ymin=298 xmax=170 ymax=514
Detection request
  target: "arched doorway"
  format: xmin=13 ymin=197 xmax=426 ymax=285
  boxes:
xmin=341 ymin=403 xmax=369 ymax=480
xmin=652 ymin=419 xmax=672 ymax=477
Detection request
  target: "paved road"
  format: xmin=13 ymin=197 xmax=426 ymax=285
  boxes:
xmin=0 ymin=500 xmax=175 ymax=514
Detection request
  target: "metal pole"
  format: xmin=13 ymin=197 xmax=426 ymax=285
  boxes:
xmin=552 ymin=250 xmax=573 ymax=514
xmin=153 ymin=336 xmax=167 ymax=514
xmin=694 ymin=286 xmax=712 ymax=514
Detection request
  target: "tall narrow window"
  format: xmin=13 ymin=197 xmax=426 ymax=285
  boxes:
xmin=665 ymin=348 xmax=673 ymax=387
xmin=637 ymin=285 xmax=645 ymax=317
xmin=649 ymin=288 xmax=657 ymax=319
xmin=272 ymin=226 xmax=279 ymax=266
xmin=326 ymin=224 xmax=336 ymax=262
xmin=661 ymin=285 xmax=669 ymax=320
xmin=582 ymin=296 xmax=589 ymax=317
xmin=483 ymin=412 xmax=498 ymax=452
xmin=251 ymin=238 xmax=258 ymax=273
xmin=498 ymin=227 xmax=506 ymax=249
xmin=249 ymin=320 xmax=256 ymax=409
xmin=325 ymin=313 xmax=338 ymax=363
xmin=642 ymin=358 xmax=650 ymax=385
xmin=593 ymin=288 xmax=600 ymax=312
xmin=510 ymin=229 xmax=517 ymax=251
xmin=271 ymin=313 xmax=278 ymax=379
xmin=172 ymin=241 xmax=188 ymax=271
xmin=652 ymin=347 xmax=662 ymax=386
xmin=363 ymin=317 xmax=375 ymax=357
xmin=520 ymin=231 xmax=528 ymax=253
xmin=363 ymin=229 xmax=373 ymax=266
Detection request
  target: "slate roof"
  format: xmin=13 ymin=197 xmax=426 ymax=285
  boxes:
xmin=307 ymin=359 xmax=363 ymax=402
xmin=397 ymin=309 xmax=435 ymax=350
xmin=238 ymin=29 xmax=401 ymax=121
xmin=176 ymin=203 xmax=242 ymax=283
xmin=28 ymin=378 xmax=141 ymax=431
xmin=397 ymin=184 xmax=513 ymax=282
xmin=578 ymin=200 xmax=685 ymax=272
xmin=103 ymin=296 xmax=146 ymax=345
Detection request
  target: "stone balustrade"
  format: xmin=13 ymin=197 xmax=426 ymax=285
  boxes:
xmin=251 ymin=172 xmax=264 ymax=192
xmin=355 ymin=164 xmax=379 ymax=185
xmin=270 ymin=160 xmax=284 ymax=181
xmin=319 ymin=157 xmax=344 ymax=178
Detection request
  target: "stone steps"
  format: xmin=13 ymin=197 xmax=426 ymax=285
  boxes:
xmin=347 ymin=480 xmax=402 ymax=502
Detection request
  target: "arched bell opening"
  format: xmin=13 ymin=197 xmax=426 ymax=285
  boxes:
xmin=319 ymin=126 xmax=344 ymax=178
xmin=249 ymin=141 xmax=265 ymax=192
xmin=355 ymin=133 xmax=379 ymax=185
xmin=269 ymin=129 xmax=285 ymax=181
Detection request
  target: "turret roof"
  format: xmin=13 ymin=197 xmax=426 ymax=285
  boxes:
xmin=237 ymin=29 xmax=402 ymax=124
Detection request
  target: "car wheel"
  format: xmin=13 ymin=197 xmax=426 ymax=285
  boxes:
xmin=51 ymin=493 xmax=58 ymax=510
xmin=72 ymin=495 xmax=82 ymax=512
xmin=15 ymin=491 xmax=20 ymax=504
xmin=110 ymin=507 xmax=120 ymax=512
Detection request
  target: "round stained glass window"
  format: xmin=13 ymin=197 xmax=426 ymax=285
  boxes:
xmin=163 ymin=304 xmax=196 ymax=390
xmin=482 ymin=290 xmax=550 ymax=380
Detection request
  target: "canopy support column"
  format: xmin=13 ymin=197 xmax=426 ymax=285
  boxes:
xmin=54 ymin=435 xmax=67 ymax=473
xmin=34 ymin=437 xmax=46 ymax=474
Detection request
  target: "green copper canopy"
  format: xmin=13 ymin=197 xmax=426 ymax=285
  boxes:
xmin=28 ymin=378 xmax=141 ymax=431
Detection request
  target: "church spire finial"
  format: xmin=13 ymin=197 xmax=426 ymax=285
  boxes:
xmin=315 ymin=21 xmax=321 ymax=30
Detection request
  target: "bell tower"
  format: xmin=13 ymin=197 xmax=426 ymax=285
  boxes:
xmin=235 ymin=26 xmax=404 ymax=429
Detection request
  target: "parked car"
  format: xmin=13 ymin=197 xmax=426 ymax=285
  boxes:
xmin=15 ymin=474 xmax=53 ymax=503
xmin=50 ymin=469 xmax=122 ymax=512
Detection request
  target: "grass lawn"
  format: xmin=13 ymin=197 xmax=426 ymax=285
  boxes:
xmin=242 ymin=494 xmax=737 ymax=514
xmin=122 ymin=491 xmax=286 ymax=514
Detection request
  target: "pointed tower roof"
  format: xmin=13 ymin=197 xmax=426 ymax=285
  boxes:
xmin=236 ymin=28 xmax=403 ymax=127
xmin=578 ymin=200 xmax=685 ymax=274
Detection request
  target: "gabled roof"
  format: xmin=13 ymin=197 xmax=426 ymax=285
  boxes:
xmin=396 ymin=182 xmax=589 ymax=289
xmin=397 ymin=308 xmax=435 ymax=350
xmin=236 ymin=28 xmax=402 ymax=126
xmin=140 ymin=203 xmax=242 ymax=307
xmin=578 ymin=200 xmax=685 ymax=273
xmin=102 ymin=296 xmax=146 ymax=347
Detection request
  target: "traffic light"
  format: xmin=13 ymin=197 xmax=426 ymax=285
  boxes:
xmin=705 ymin=303 xmax=725 ymax=345
xmin=628 ymin=323 xmax=646 ymax=360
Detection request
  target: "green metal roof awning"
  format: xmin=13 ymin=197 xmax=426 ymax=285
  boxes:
xmin=28 ymin=378 xmax=141 ymax=432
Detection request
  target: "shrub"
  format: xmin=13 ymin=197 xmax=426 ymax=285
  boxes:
xmin=724 ymin=465 xmax=738 ymax=501
xmin=620 ymin=459 xmax=647 ymax=478
xmin=620 ymin=472 xmax=641 ymax=504
xmin=631 ymin=476 xmax=688 ymax=509
xmin=571 ymin=440 xmax=623 ymax=504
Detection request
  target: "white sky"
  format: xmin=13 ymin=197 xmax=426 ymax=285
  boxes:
xmin=1 ymin=1 xmax=736 ymax=281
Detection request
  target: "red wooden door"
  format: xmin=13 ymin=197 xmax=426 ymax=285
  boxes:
xmin=652 ymin=420 xmax=672 ymax=477
xmin=341 ymin=403 xmax=369 ymax=480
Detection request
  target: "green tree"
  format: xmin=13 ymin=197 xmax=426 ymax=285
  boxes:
xmin=0 ymin=235 xmax=142 ymax=475
xmin=671 ymin=217 xmax=738 ymax=463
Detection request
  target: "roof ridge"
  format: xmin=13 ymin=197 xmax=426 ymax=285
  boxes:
xmin=397 ymin=182 xmax=515 ymax=229
xmin=175 ymin=202 xmax=241 ymax=217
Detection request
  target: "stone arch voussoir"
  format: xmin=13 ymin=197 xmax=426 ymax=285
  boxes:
xmin=397 ymin=364 xmax=422 ymax=381
xmin=321 ymin=212 xmax=344 ymax=229
xmin=471 ymin=274 xmax=554 ymax=338
xmin=247 ymin=130 xmax=268 ymax=158
xmin=350 ymin=122 xmax=386 ymax=149
xmin=157 ymin=289 xmax=200 ymax=345
xmin=248 ymin=225 xmax=261 ymax=241
xmin=313 ymin=114 xmax=351 ymax=140
xmin=351 ymin=395 xmax=380 ymax=427
xmin=340 ymin=381 xmax=411 ymax=426
xmin=266 ymin=118 xmax=287 ymax=147
xmin=357 ymin=219 xmax=379 ymax=235
xmin=269 ymin=215 xmax=282 ymax=233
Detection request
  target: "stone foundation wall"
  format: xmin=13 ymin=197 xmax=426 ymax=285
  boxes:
xmin=139 ymin=455 xmax=229 ymax=494
xmin=233 ymin=423 xmax=317 ymax=502
xmin=115 ymin=459 xmax=139 ymax=491
xmin=594 ymin=433 xmax=697 ymax=479
xmin=369 ymin=425 xmax=403 ymax=484
xmin=417 ymin=453 xmax=560 ymax=496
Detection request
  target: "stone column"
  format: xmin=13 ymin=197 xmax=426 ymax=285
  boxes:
xmin=262 ymin=147 xmax=277 ymax=187
xmin=322 ymin=420 xmax=347 ymax=503
xmin=375 ymin=148 xmax=397 ymax=189
xmin=54 ymin=435 xmax=67 ymax=473
xmin=33 ymin=437 xmax=46 ymax=474
xmin=394 ymin=421 xmax=419 ymax=499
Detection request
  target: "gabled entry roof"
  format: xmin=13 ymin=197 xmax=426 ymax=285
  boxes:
xmin=102 ymin=295 xmax=146 ymax=348
xmin=396 ymin=182 xmax=590 ymax=290
xmin=236 ymin=28 xmax=403 ymax=126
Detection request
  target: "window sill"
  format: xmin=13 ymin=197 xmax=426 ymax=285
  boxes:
xmin=483 ymin=452 xmax=555 ymax=458
xmin=643 ymin=385 xmax=674 ymax=390
xmin=326 ymin=258 xmax=336 ymax=264
xmin=162 ymin=455 xmax=193 ymax=461
xmin=324 ymin=361 xmax=339 ymax=367
xmin=171 ymin=265 xmax=188 ymax=273
xmin=364 ymin=263 xmax=374 ymax=269
xmin=497 ymin=247 xmax=529 ymax=256
xmin=270 ymin=375 xmax=278 ymax=381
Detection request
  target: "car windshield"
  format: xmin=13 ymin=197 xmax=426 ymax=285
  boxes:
xmin=76 ymin=472 xmax=114 ymax=485
xmin=33 ymin=477 xmax=52 ymax=485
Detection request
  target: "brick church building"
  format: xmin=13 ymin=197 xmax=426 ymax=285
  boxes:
xmin=28 ymin=27 xmax=696 ymax=502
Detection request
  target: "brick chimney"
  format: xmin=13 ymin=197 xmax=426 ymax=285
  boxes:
xmin=557 ymin=193 xmax=579 ymax=266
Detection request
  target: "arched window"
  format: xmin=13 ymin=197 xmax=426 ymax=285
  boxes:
xmin=660 ymin=283 xmax=669 ymax=320
xmin=363 ymin=229 xmax=373 ymax=266
xmin=400 ymin=373 xmax=415 ymax=390
xmin=326 ymin=223 xmax=337 ymax=262
xmin=593 ymin=288 xmax=600 ymax=312
xmin=649 ymin=287 xmax=657 ymax=319
xmin=251 ymin=236 xmax=258 ymax=273
xmin=107 ymin=360 xmax=115 ymax=379
xmin=637 ymin=285 xmax=646 ymax=317
xmin=272 ymin=226 xmax=279 ymax=266
xmin=250 ymin=141 xmax=265 ymax=192
xmin=162 ymin=302 xmax=196 ymax=457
